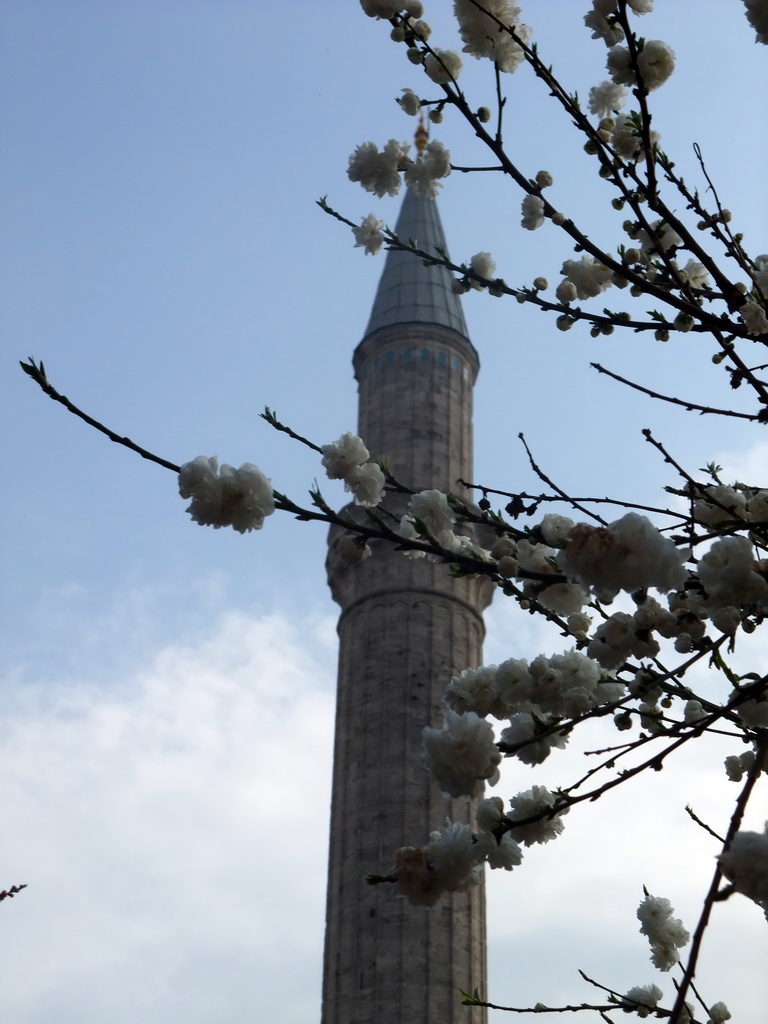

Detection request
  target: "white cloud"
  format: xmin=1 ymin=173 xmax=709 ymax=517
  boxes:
xmin=1 ymin=585 xmax=766 ymax=1023
xmin=0 ymin=608 xmax=335 ymax=1024
xmin=714 ymin=439 xmax=768 ymax=486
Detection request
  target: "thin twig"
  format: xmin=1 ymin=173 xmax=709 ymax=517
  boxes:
xmin=518 ymin=433 xmax=607 ymax=525
xmin=20 ymin=358 xmax=181 ymax=473
xmin=669 ymin=730 xmax=768 ymax=1023
xmin=592 ymin=363 xmax=759 ymax=421
xmin=0 ymin=884 xmax=27 ymax=903
xmin=685 ymin=805 xmax=725 ymax=844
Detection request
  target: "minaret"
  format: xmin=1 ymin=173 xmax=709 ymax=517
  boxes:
xmin=323 ymin=128 xmax=493 ymax=1024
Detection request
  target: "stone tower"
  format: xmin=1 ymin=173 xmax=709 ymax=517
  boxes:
xmin=322 ymin=174 xmax=493 ymax=1024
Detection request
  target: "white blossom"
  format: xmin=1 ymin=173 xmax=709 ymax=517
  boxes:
xmin=612 ymin=117 xmax=661 ymax=163
xmin=474 ymin=829 xmax=523 ymax=870
xmin=397 ymin=514 xmax=431 ymax=558
xmin=494 ymin=657 xmax=535 ymax=714
xmin=539 ymin=513 xmax=575 ymax=546
xmin=453 ymin=0 xmax=532 ymax=73
xmin=500 ymin=712 xmax=568 ymax=765
xmin=588 ymin=610 xmax=659 ymax=670
xmin=678 ymin=259 xmax=710 ymax=290
xmin=404 ymin=139 xmax=452 ymax=197
xmin=408 ymin=488 xmax=455 ymax=537
xmin=178 ymin=457 xmax=275 ymax=533
xmin=707 ymin=1003 xmax=732 ymax=1024
xmin=337 ymin=533 xmax=372 ymax=566
xmin=693 ymin=485 xmax=747 ymax=525
xmin=637 ymin=39 xmax=675 ymax=89
xmin=719 ymin=825 xmax=768 ymax=911
xmin=724 ymin=750 xmax=756 ymax=782
xmin=754 ymin=254 xmax=768 ymax=295
xmin=353 ymin=213 xmax=386 ymax=255
xmin=444 ymin=665 xmax=502 ymax=718
xmin=637 ymin=218 xmax=682 ymax=254
xmin=559 ymin=255 xmax=613 ymax=299
xmin=637 ymin=893 xmax=690 ymax=971
xmin=746 ymin=487 xmax=768 ymax=520
xmin=521 ymin=194 xmax=545 ymax=230
xmin=608 ymin=40 xmax=675 ymax=91
xmin=584 ymin=1 xmax=624 ymax=47
xmin=423 ymin=820 xmax=483 ymax=892
xmin=698 ymin=536 xmax=768 ymax=609
xmin=360 ymin=0 xmax=402 ymax=17
xmin=555 ymin=278 xmax=578 ymax=304
xmin=622 ymin=984 xmax=664 ymax=1018
xmin=424 ymin=48 xmax=463 ymax=84
xmin=588 ymin=79 xmax=627 ymax=117
xmin=740 ymin=299 xmax=768 ymax=336
xmin=559 ymin=512 xmax=688 ymax=603
xmin=470 ymin=250 xmax=497 ymax=287
xmin=346 ymin=461 xmax=387 ymax=507
xmin=423 ymin=710 xmax=501 ymax=799
xmin=410 ymin=17 xmax=431 ymax=39
xmin=734 ymin=694 xmax=768 ymax=728
xmin=537 ymin=580 xmax=589 ymax=616
xmin=320 ymin=432 xmax=370 ymax=479
xmin=507 ymin=785 xmax=568 ymax=846
xmin=683 ymin=699 xmax=706 ymax=724
xmin=568 ymin=611 xmax=592 ymax=639
xmin=397 ymin=87 xmax=421 ymax=116
xmin=475 ymin=795 xmax=504 ymax=832
xmin=391 ymin=821 xmax=484 ymax=907
xmin=606 ymin=44 xmax=634 ymax=84
xmin=529 ymin=649 xmax=624 ymax=717
xmin=348 ymin=139 xmax=409 ymax=197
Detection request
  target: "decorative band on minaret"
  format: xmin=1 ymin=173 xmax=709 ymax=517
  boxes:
xmin=323 ymin=172 xmax=493 ymax=1024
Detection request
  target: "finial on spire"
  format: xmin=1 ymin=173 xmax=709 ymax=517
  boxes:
xmin=415 ymin=115 xmax=428 ymax=155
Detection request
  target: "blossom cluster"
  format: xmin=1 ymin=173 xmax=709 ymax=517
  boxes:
xmin=348 ymin=136 xmax=451 ymax=199
xmin=620 ymin=984 xmax=663 ymax=1018
xmin=454 ymin=0 xmax=532 ymax=74
xmin=425 ymin=653 xmax=618 ymax=801
xmin=320 ymin=432 xmax=386 ymax=507
xmin=636 ymin=893 xmax=690 ymax=971
xmin=390 ymin=789 xmax=568 ymax=906
xmin=557 ymin=512 xmax=687 ymax=602
xmin=178 ymin=456 xmax=275 ymax=533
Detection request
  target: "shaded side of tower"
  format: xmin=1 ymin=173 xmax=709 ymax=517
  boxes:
xmin=322 ymin=183 xmax=494 ymax=1024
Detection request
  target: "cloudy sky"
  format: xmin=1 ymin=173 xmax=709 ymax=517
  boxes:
xmin=2 ymin=2 xmax=767 ymax=1022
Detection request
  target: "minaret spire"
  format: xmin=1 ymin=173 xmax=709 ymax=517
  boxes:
xmin=322 ymin=169 xmax=492 ymax=1024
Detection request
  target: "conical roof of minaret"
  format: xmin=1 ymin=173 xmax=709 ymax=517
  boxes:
xmin=362 ymin=182 xmax=470 ymax=342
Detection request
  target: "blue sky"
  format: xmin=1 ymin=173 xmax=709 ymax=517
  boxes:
xmin=1 ymin=2 xmax=767 ymax=1022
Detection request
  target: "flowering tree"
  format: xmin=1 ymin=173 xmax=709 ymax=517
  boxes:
xmin=20 ymin=1 xmax=768 ymax=1022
